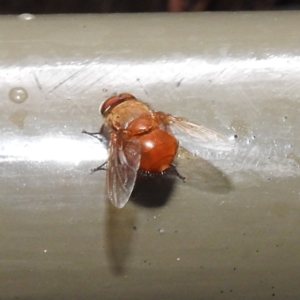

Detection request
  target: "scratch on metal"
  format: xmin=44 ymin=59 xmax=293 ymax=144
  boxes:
xmin=48 ymin=68 xmax=83 ymax=94
xmin=33 ymin=72 xmax=42 ymax=91
xmin=78 ymin=65 xmax=119 ymax=95
xmin=244 ymin=96 xmax=262 ymax=116
xmin=242 ymin=145 xmax=258 ymax=166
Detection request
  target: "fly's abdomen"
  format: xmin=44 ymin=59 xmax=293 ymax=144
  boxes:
xmin=138 ymin=129 xmax=178 ymax=172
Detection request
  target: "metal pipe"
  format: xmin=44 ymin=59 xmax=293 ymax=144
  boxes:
xmin=1 ymin=12 xmax=300 ymax=299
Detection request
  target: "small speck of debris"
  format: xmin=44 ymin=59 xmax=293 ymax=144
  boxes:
xmin=176 ymin=78 xmax=183 ymax=87
xmin=133 ymin=226 xmax=137 ymax=230
xmin=234 ymin=134 xmax=238 ymax=139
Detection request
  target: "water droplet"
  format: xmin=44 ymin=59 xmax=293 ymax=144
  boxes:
xmin=18 ymin=13 xmax=35 ymax=21
xmin=9 ymin=87 xmax=28 ymax=104
xmin=158 ymin=228 xmax=164 ymax=234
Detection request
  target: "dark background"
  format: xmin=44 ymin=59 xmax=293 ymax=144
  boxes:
xmin=0 ymin=0 xmax=299 ymax=14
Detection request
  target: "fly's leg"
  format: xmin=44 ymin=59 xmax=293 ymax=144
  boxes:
xmin=82 ymin=129 xmax=103 ymax=142
xmin=82 ymin=129 xmax=107 ymax=174
xmin=90 ymin=161 xmax=107 ymax=174
xmin=170 ymin=164 xmax=186 ymax=181
xmin=138 ymin=165 xmax=186 ymax=181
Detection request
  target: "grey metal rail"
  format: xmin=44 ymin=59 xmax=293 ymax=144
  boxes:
xmin=1 ymin=12 xmax=300 ymax=300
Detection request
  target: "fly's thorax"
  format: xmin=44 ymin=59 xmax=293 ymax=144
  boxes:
xmin=126 ymin=114 xmax=157 ymax=136
xmin=104 ymin=99 xmax=152 ymax=130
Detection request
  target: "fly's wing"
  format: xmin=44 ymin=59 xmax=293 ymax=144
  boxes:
xmin=166 ymin=114 xmax=234 ymax=153
xmin=106 ymin=133 xmax=141 ymax=208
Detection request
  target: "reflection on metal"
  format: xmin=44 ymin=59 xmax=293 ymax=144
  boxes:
xmin=0 ymin=136 xmax=107 ymax=163
xmin=2 ymin=55 xmax=300 ymax=94
xmin=18 ymin=13 xmax=36 ymax=21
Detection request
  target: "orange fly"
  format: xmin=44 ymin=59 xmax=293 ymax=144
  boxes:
xmin=83 ymin=93 xmax=232 ymax=208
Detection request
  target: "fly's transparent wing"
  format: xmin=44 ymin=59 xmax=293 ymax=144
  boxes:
xmin=106 ymin=134 xmax=141 ymax=208
xmin=166 ymin=114 xmax=234 ymax=153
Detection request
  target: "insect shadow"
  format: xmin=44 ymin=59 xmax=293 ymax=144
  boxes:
xmin=105 ymin=201 xmax=136 ymax=275
xmin=130 ymin=171 xmax=177 ymax=208
xmin=103 ymin=151 xmax=232 ymax=274
xmin=104 ymin=153 xmax=232 ymax=274
xmin=130 ymin=149 xmax=233 ymax=207
xmin=104 ymin=170 xmax=178 ymax=274
xmin=175 ymin=150 xmax=233 ymax=195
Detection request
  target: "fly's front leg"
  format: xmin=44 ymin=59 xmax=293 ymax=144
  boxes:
xmin=90 ymin=161 xmax=107 ymax=174
xmin=82 ymin=129 xmax=103 ymax=142
xmin=83 ymin=128 xmax=108 ymax=174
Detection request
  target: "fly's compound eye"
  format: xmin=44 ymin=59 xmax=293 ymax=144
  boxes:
xmin=119 ymin=93 xmax=136 ymax=100
xmin=99 ymin=93 xmax=136 ymax=116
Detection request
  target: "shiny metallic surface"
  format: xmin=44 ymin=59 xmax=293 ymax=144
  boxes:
xmin=1 ymin=12 xmax=300 ymax=299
